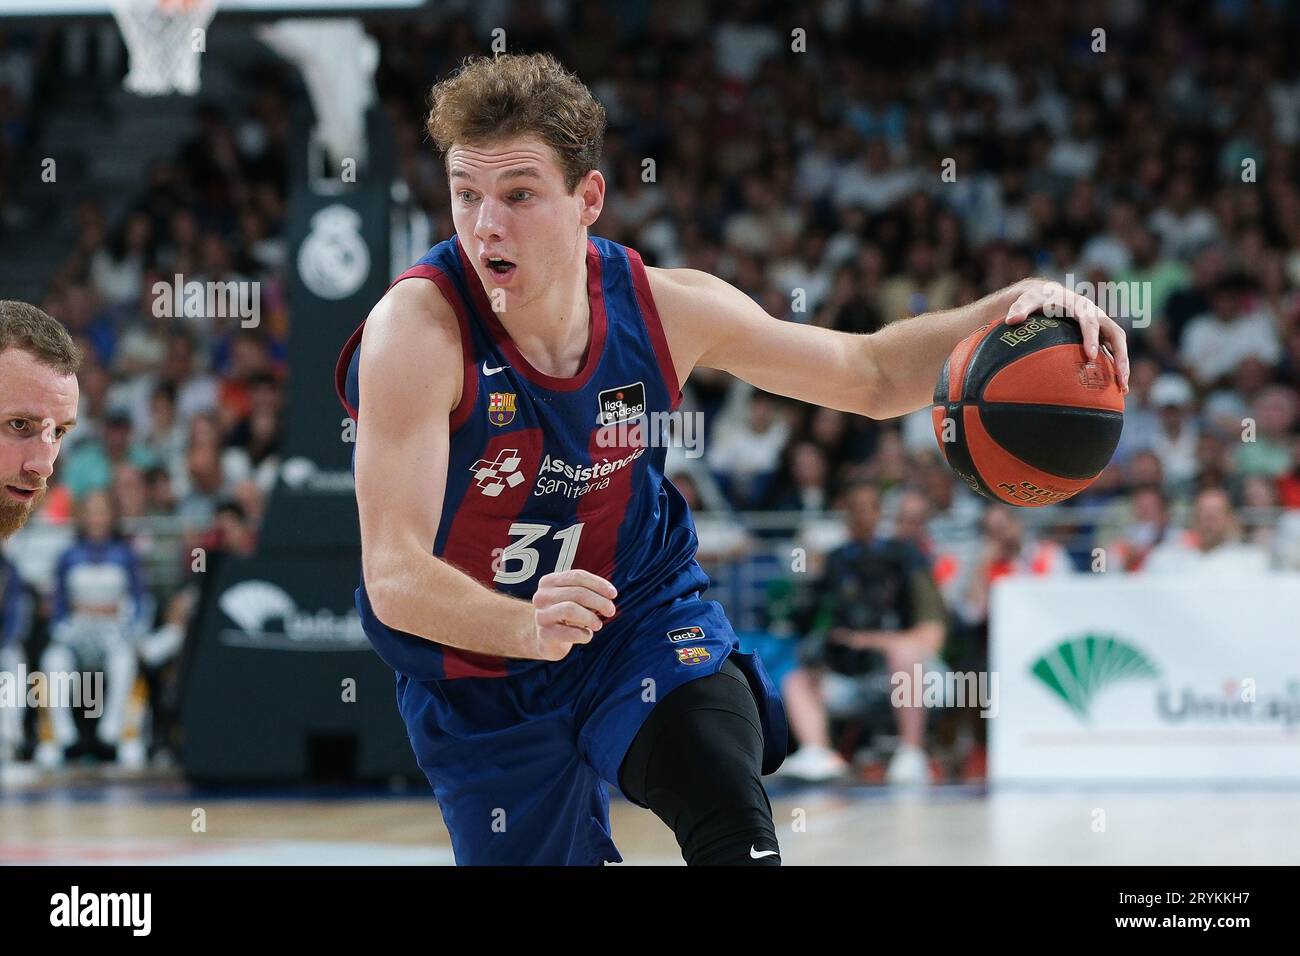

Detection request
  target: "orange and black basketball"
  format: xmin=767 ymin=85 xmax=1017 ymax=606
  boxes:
xmin=931 ymin=313 xmax=1124 ymax=507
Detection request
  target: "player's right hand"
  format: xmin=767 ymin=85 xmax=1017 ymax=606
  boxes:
xmin=526 ymin=569 xmax=618 ymax=661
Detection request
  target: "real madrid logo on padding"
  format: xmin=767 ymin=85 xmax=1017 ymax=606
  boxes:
xmin=488 ymin=392 xmax=517 ymax=427
xmin=297 ymin=205 xmax=370 ymax=300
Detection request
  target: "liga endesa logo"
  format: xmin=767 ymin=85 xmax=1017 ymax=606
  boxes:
xmin=596 ymin=381 xmax=646 ymax=426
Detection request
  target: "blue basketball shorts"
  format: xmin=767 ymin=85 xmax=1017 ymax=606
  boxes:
xmin=395 ymin=590 xmax=789 ymax=865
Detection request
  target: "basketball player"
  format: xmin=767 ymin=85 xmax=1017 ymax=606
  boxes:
xmin=0 ymin=301 xmax=80 ymax=542
xmin=335 ymin=53 xmax=1129 ymax=865
xmin=0 ymin=302 xmax=79 ymax=766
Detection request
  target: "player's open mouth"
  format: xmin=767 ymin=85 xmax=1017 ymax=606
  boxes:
xmin=483 ymin=256 xmax=517 ymax=284
xmin=3 ymin=485 xmax=38 ymax=502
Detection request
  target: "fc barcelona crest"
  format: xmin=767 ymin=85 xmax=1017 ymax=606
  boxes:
xmin=488 ymin=392 xmax=517 ymax=427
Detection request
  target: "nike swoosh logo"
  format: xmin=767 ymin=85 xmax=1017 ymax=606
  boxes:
xmin=750 ymin=846 xmax=778 ymax=859
xmin=483 ymin=362 xmax=508 ymax=376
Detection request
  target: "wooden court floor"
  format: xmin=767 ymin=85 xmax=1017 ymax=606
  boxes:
xmin=3 ymin=766 xmax=1298 ymax=865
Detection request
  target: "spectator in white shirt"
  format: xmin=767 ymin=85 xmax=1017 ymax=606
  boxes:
xmin=707 ymin=387 xmax=791 ymax=508
xmin=1148 ymin=172 xmax=1220 ymax=261
xmin=1149 ymin=373 xmax=1201 ymax=490
xmin=1045 ymin=99 xmax=1101 ymax=179
xmin=713 ymin=2 xmax=781 ymax=82
xmin=90 ymin=212 xmax=153 ymax=308
xmin=769 ymin=232 xmax=832 ymax=319
xmin=1078 ymin=198 xmax=1138 ymax=278
xmin=1179 ymin=276 xmax=1282 ymax=388
xmin=1143 ymin=486 xmax=1271 ymax=574
xmin=832 ymin=139 xmax=920 ymax=214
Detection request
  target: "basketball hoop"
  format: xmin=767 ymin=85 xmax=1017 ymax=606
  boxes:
xmin=110 ymin=0 xmax=219 ymax=96
xmin=256 ymin=18 xmax=379 ymax=173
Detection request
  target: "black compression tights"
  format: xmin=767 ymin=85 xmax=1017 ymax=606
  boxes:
xmin=618 ymin=657 xmax=781 ymax=866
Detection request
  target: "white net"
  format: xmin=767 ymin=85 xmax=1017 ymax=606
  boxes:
xmin=256 ymin=18 xmax=378 ymax=172
xmin=110 ymin=0 xmax=219 ymax=96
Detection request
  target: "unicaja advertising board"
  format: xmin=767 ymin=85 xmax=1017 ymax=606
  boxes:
xmin=990 ymin=576 xmax=1300 ymax=783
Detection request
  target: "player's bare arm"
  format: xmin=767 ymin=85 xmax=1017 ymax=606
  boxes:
xmin=353 ymin=280 xmax=615 ymax=661
xmin=651 ymin=269 xmax=1130 ymax=420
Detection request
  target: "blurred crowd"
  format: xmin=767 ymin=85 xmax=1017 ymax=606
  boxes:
xmin=374 ymin=0 xmax=1300 ymax=557
xmin=2 ymin=0 xmax=1300 ymax=777
xmin=0 ymin=30 xmax=288 ymax=768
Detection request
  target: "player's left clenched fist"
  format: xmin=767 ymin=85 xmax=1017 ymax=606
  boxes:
xmin=1003 ymin=278 xmax=1130 ymax=393
xmin=526 ymin=569 xmax=618 ymax=661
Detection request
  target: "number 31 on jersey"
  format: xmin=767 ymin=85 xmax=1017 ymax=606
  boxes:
xmin=492 ymin=522 xmax=585 ymax=585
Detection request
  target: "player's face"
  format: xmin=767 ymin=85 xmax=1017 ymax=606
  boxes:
xmin=0 ymin=348 xmax=78 ymax=539
xmin=447 ymin=136 xmax=603 ymax=312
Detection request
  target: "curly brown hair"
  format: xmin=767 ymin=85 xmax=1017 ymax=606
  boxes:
xmin=425 ymin=52 xmax=607 ymax=194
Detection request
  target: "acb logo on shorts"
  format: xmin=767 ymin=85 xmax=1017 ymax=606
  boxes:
xmin=675 ymin=646 xmax=711 ymax=666
xmin=667 ymin=625 xmax=705 ymax=644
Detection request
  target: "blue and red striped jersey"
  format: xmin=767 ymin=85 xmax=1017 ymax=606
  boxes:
xmin=335 ymin=234 xmax=708 ymax=680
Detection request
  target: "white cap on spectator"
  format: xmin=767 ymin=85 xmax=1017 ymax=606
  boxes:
xmin=1150 ymin=373 xmax=1194 ymax=409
